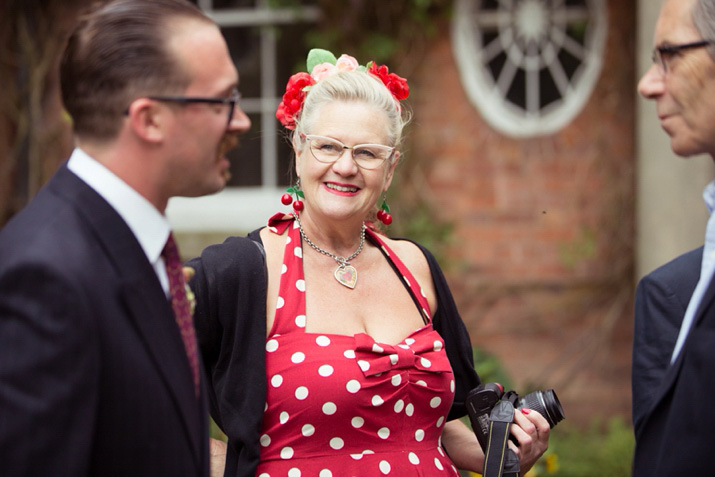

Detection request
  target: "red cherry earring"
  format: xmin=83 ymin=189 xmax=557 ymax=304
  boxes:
xmin=282 ymin=179 xmax=304 ymax=212
xmin=376 ymin=196 xmax=392 ymax=226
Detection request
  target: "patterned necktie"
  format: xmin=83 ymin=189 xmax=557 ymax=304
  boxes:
xmin=162 ymin=232 xmax=200 ymax=398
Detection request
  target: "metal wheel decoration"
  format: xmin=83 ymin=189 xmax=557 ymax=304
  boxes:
xmin=452 ymin=0 xmax=607 ymax=137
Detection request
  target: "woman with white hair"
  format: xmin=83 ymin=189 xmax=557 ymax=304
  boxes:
xmin=189 ymin=49 xmax=550 ymax=476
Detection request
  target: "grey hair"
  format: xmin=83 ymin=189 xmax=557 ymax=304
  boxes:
xmin=694 ymin=0 xmax=715 ymax=58
xmin=292 ymin=70 xmax=411 ymax=160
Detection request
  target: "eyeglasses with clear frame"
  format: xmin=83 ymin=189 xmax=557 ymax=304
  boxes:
xmin=125 ymin=89 xmax=241 ymax=125
xmin=302 ymin=135 xmax=395 ymax=170
xmin=651 ymin=40 xmax=715 ymax=74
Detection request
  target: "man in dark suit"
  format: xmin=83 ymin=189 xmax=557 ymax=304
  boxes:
xmin=0 ymin=0 xmax=250 ymax=475
xmin=633 ymin=0 xmax=715 ymax=474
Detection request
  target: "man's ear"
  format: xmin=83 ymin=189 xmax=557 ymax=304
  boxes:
xmin=126 ymin=98 xmax=166 ymax=143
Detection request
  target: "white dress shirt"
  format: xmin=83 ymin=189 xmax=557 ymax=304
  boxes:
xmin=67 ymin=147 xmax=171 ymax=295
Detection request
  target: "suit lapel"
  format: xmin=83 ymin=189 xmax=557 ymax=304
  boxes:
xmin=644 ymin=268 xmax=715 ymax=427
xmin=119 ymin=278 xmax=203 ymax=463
xmin=49 ymin=165 xmax=204 ymax=466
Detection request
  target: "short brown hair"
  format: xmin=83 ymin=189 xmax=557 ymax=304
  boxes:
xmin=60 ymin=0 xmax=213 ymax=141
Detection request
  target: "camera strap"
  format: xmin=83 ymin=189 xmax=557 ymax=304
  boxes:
xmin=483 ymin=400 xmax=521 ymax=477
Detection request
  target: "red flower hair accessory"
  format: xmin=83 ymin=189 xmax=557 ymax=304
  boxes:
xmin=367 ymin=63 xmax=410 ymax=101
xmin=276 ymin=49 xmax=410 ymax=130
xmin=275 ymin=72 xmax=315 ymax=131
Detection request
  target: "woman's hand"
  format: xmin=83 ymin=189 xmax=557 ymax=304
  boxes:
xmin=508 ymin=408 xmax=551 ymax=474
xmin=210 ymin=438 xmax=227 ymax=477
xmin=442 ymin=408 xmax=551 ymax=475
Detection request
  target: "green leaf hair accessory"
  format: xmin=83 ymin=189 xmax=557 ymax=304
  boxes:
xmin=306 ymin=48 xmax=338 ymax=73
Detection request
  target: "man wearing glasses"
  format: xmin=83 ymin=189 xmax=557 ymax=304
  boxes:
xmin=0 ymin=0 xmax=249 ymax=475
xmin=633 ymin=0 xmax=715 ymax=474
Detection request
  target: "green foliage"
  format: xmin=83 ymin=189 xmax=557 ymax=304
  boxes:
xmin=542 ymin=418 xmax=635 ymax=476
xmin=461 ymin=418 xmax=635 ymax=477
xmin=389 ymin=200 xmax=455 ymax=266
xmin=358 ymin=34 xmax=399 ymax=64
xmin=473 ymin=347 xmax=513 ymax=390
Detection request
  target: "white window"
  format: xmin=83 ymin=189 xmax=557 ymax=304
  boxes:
xmin=168 ymin=0 xmax=319 ymax=232
xmin=451 ymin=0 xmax=607 ymax=138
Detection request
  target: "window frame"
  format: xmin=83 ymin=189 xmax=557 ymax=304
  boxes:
xmin=451 ymin=0 xmax=608 ymax=138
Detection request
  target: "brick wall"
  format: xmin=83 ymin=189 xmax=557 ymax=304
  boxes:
xmin=399 ymin=0 xmax=636 ymax=426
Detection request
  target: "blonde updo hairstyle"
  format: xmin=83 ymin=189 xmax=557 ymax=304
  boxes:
xmin=292 ymin=70 xmax=411 ymax=161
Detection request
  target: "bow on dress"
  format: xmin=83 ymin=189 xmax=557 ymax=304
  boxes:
xmin=354 ymin=332 xmax=453 ymax=377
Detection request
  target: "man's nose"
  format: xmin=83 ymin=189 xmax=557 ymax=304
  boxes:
xmin=228 ymin=106 xmax=251 ymax=134
xmin=638 ymin=64 xmax=665 ymax=100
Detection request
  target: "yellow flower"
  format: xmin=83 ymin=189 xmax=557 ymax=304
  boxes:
xmin=545 ymin=454 xmax=560 ymax=474
xmin=182 ymin=266 xmax=196 ymax=315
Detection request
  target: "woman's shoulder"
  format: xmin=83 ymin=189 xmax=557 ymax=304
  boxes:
xmin=381 ymin=234 xmax=433 ymax=261
xmin=379 ymin=235 xmax=434 ymax=277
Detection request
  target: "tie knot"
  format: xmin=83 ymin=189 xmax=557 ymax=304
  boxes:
xmin=162 ymin=232 xmax=180 ymax=268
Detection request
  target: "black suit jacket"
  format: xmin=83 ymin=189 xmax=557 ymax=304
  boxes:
xmin=632 ymin=247 xmax=701 ymax=434
xmin=0 ymin=164 xmax=209 ymax=476
xmin=633 ymin=246 xmax=715 ymax=476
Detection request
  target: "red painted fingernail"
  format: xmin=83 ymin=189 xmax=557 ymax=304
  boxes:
xmin=521 ymin=409 xmax=531 ymax=415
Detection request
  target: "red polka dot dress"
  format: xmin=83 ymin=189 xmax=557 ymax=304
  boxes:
xmin=256 ymin=215 xmax=460 ymax=476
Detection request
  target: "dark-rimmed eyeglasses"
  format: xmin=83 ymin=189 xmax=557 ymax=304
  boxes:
xmin=652 ymin=40 xmax=715 ymax=74
xmin=303 ymin=134 xmax=395 ymax=170
xmin=125 ymin=89 xmax=241 ymax=125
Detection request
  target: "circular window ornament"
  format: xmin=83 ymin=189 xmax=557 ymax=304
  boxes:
xmin=452 ymin=0 xmax=607 ymax=138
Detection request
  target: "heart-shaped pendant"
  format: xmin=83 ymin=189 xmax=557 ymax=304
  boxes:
xmin=334 ymin=264 xmax=358 ymax=289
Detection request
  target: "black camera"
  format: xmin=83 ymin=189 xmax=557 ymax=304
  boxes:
xmin=466 ymin=383 xmax=565 ymax=450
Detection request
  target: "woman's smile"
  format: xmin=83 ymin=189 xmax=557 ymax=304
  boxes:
xmin=324 ymin=182 xmax=360 ymax=195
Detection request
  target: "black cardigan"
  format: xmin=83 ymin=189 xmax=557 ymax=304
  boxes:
xmin=188 ymin=229 xmax=480 ymax=477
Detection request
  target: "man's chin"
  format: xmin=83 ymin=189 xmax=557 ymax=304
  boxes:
xmin=670 ymin=141 xmax=706 ymax=159
xmin=184 ymin=178 xmax=229 ymax=198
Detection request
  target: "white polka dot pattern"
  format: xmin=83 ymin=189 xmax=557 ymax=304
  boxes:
xmin=346 ymin=380 xmax=361 ymax=393
xmin=256 ymin=217 xmax=458 ymax=476
xmin=294 ymin=386 xmax=308 ymax=400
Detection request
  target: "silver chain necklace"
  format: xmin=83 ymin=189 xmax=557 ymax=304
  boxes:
xmin=294 ymin=213 xmax=366 ymax=289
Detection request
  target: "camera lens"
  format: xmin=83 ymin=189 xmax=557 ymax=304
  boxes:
xmin=517 ymin=389 xmax=565 ymax=428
